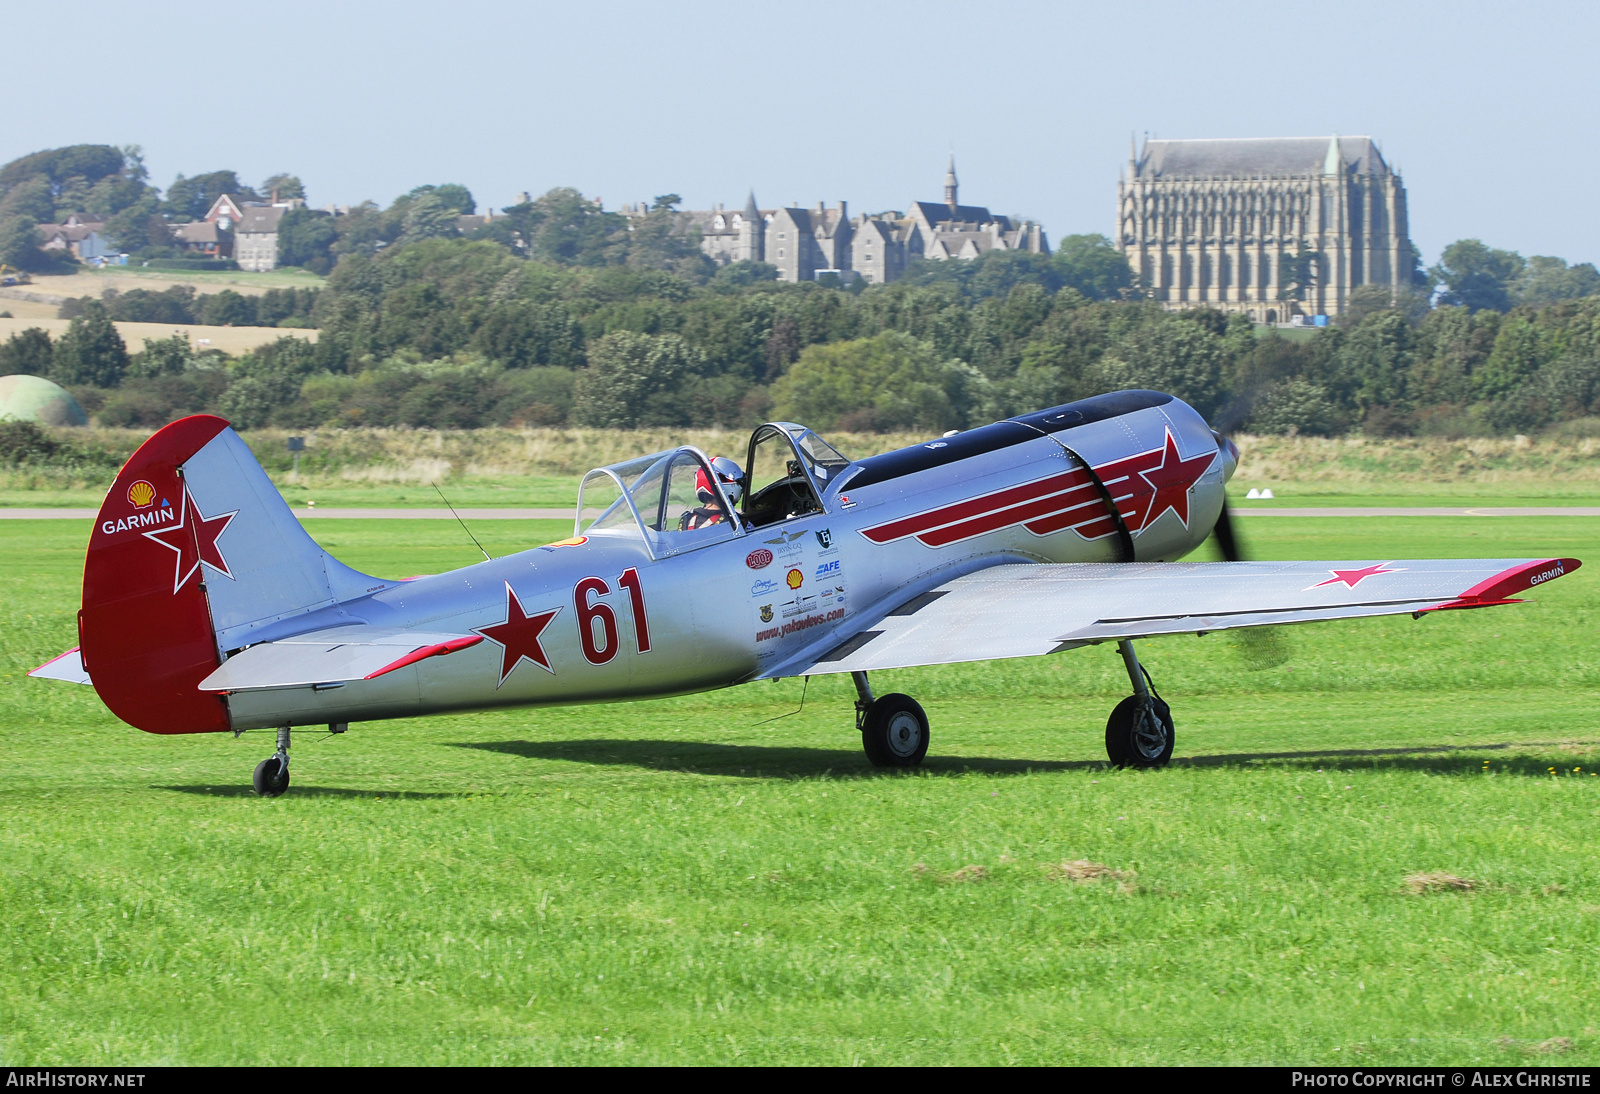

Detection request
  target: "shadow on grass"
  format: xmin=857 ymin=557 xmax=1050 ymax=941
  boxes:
xmin=457 ymin=739 xmax=1095 ymax=778
xmin=156 ymin=785 xmax=463 ymax=799
xmin=462 ymin=738 xmax=1595 ymax=781
xmin=1178 ymin=740 xmax=1596 ymax=777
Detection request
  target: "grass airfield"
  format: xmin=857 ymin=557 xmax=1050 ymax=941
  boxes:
xmin=3 ymin=515 xmax=1598 ymax=1065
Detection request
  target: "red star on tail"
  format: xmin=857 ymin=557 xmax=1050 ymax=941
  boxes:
xmin=143 ymin=486 xmax=238 ymax=594
xmin=1132 ymin=429 xmax=1217 ymax=531
xmin=476 ymin=582 xmax=561 ymax=687
xmin=1311 ymin=563 xmax=1405 ymax=590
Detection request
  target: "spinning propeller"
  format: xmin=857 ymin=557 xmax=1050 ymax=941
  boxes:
xmin=1209 ymin=430 xmax=1290 ymax=668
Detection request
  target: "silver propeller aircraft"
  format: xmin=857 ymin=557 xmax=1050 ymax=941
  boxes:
xmin=31 ymin=391 xmax=1580 ymax=795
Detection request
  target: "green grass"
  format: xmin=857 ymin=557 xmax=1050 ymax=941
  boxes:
xmin=1232 ymin=489 xmax=1600 ymax=508
xmin=64 ymin=265 xmax=326 ymax=291
xmin=2 ymin=516 xmax=1598 ymax=1064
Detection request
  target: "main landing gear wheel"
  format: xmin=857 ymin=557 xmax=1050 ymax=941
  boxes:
xmin=253 ymin=726 xmax=292 ymax=797
xmin=1105 ymin=638 xmax=1174 ymax=769
xmin=1104 ymin=694 xmax=1174 ymax=768
xmin=253 ymin=755 xmax=290 ymax=797
xmin=861 ymin=693 xmax=930 ymax=768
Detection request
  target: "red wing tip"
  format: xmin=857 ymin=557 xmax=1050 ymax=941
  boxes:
xmin=1456 ymin=558 xmax=1581 ymax=603
xmin=363 ymin=635 xmax=484 ymax=680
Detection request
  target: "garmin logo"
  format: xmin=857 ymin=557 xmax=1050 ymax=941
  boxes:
xmin=1528 ymin=562 xmax=1565 ymax=586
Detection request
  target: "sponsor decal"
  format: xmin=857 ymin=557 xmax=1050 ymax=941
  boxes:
xmin=924 ymin=442 xmax=948 ymax=449
xmin=540 ymin=536 xmax=588 ymax=550
xmin=781 ymin=594 xmax=817 ymax=618
xmin=755 ymin=607 xmax=846 ymax=642
xmin=745 ymin=548 xmax=774 ymax=570
xmin=860 ymin=426 xmax=1217 ymax=549
xmin=102 ymin=505 xmax=177 ymax=536
xmin=760 ymin=604 xmax=774 ymax=623
xmin=814 ymin=528 xmax=833 ymax=549
xmin=814 ymin=559 xmax=841 ymax=579
xmin=1529 ymin=562 xmax=1566 ymax=586
xmin=839 ymin=494 xmax=857 ymax=509
xmin=1308 ymin=563 xmax=1405 ymax=590
xmin=751 ymin=577 xmax=780 ymax=597
xmin=762 ymin=528 xmax=808 ymax=557
xmin=127 ymin=480 xmax=156 ymax=508
xmin=786 ymin=568 xmax=804 ymax=590
xmin=141 ymin=486 xmax=238 ymax=594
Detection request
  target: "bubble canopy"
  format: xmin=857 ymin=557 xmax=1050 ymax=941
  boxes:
xmin=576 ymin=446 xmax=740 ymax=559
xmin=575 ymin=425 xmax=855 ymax=554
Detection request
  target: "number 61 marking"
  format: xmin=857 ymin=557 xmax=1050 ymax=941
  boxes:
xmin=575 ymin=567 xmax=651 ymax=665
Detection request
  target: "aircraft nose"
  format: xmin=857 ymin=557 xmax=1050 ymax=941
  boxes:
xmin=1211 ymin=430 xmax=1240 ymax=482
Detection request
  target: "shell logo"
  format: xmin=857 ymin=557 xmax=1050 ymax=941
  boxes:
xmin=786 ymin=568 xmax=804 ymax=590
xmin=543 ymin=536 xmax=588 ymax=548
xmin=127 ymin=480 xmax=156 ymax=508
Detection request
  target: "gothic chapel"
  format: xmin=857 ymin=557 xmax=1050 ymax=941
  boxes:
xmin=1117 ymin=136 xmax=1413 ymax=320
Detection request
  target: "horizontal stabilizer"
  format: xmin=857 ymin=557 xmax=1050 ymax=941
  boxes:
xmin=29 ymin=647 xmax=92 ymax=686
xmin=789 ymin=557 xmax=1580 ymax=677
xmin=198 ymin=625 xmax=482 ymax=693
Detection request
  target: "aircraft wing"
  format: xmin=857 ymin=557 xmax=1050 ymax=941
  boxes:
xmin=793 ymin=557 xmax=1579 ymax=677
xmin=198 ymin=625 xmax=483 ymax=693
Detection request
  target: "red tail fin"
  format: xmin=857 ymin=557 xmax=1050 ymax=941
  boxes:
xmin=82 ymin=415 xmax=232 ymax=734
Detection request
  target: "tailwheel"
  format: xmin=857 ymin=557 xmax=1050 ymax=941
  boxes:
xmin=1105 ymin=694 xmax=1174 ymax=768
xmin=860 ymin=693 xmax=930 ymax=768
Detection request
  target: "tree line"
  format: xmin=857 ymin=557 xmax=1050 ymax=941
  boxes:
xmin=3 ymin=143 xmax=1600 ymax=438
xmin=6 ymin=234 xmax=1600 ymax=438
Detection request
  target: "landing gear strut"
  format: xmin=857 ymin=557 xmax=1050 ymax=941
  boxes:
xmin=853 ymin=670 xmax=929 ymax=768
xmin=253 ymin=726 xmax=291 ymax=797
xmin=1105 ymin=640 xmax=1173 ymax=768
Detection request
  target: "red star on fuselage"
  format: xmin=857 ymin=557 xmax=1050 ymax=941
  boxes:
xmin=1311 ymin=563 xmax=1405 ymax=590
xmin=143 ymin=486 xmax=238 ymax=594
xmin=476 ymin=582 xmax=561 ymax=687
xmin=1131 ymin=429 xmax=1216 ymax=531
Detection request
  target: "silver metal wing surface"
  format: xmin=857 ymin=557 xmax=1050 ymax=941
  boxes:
xmin=793 ymin=557 xmax=1578 ymax=677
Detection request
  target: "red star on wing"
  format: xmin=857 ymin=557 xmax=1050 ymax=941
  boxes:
xmin=143 ymin=486 xmax=238 ymax=594
xmin=1310 ymin=563 xmax=1405 ymax=590
xmin=475 ymin=582 xmax=561 ymax=688
xmin=1129 ymin=429 xmax=1217 ymax=532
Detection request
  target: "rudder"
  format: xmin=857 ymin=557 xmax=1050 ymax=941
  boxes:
xmin=82 ymin=416 xmax=390 ymax=734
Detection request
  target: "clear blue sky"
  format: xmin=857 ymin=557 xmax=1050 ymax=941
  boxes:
xmin=7 ymin=0 xmax=1595 ymax=266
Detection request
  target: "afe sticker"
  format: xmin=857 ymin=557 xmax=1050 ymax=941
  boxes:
xmin=746 ymin=549 xmax=774 ymax=570
xmin=127 ymin=480 xmax=156 ymax=508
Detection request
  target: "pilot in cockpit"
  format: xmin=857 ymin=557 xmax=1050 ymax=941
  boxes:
xmin=679 ymin=456 xmax=745 ymax=531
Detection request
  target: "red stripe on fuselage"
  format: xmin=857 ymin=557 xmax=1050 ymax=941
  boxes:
xmin=918 ymin=484 xmax=1100 ymax=547
xmin=859 ymin=467 xmax=1092 ymax=543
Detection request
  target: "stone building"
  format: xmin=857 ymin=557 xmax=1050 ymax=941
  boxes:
xmin=1117 ymin=135 xmax=1412 ymax=320
xmin=235 ymin=205 xmax=287 ymax=271
xmin=689 ymin=192 xmax=771 ymax=266
xmin=767 ymin=202 xmax=851 ymax=282
xmin=905 ymin=157 xmax=1049 ymax=263
xmin=849 ymin=215 xmax=914 ymax=284
xmin=680 ymin=159 xmax=1047 ymax=284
